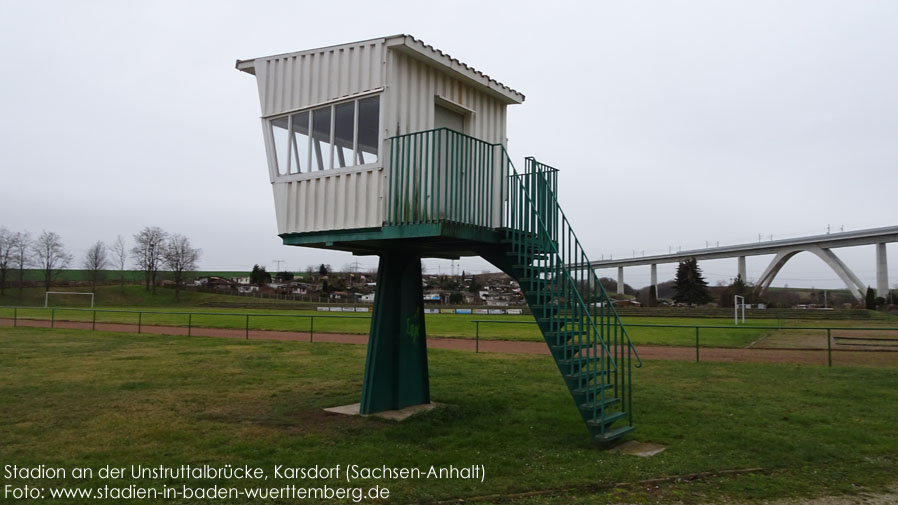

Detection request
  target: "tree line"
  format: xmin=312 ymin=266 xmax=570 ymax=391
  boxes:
xmin=0 ymin=226 xmax=200 ymax=300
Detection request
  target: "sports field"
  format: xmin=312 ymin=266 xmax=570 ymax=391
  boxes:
xmin=2 ymin=325 xmax=897 ymax=504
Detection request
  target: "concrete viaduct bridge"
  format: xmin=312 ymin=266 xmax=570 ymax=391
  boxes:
xmin=588 ymin=225 xmax=897 ymax=302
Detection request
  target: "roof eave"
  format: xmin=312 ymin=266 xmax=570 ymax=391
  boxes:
xmin=385 ymin=35 xmax=524 ymax=105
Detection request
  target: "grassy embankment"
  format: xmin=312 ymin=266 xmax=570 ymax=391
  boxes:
xmin=1 ymin=326 xmax=897 ymax=504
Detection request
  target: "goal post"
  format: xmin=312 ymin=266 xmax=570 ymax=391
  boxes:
xmin=44 ymin=292 xmax=95 ymax=308
xmin=734 ymin=295 xmax=745 ymax=325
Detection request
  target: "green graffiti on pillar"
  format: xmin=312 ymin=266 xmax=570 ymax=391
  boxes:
xmin=406 ymin=317 xmax=420 ymax=343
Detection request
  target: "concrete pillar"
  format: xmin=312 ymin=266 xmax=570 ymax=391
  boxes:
xmin=738 ymin=256 xmax=746 ymax=281
xmin=650 ymin=264 xmax=657 ymax=288
xmin=876 ymin=243 xmax=888 ymax=297
xmin=617 ymin=266 xmax=625 ymax=296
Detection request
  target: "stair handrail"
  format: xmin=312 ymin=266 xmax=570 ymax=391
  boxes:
xmin=516 ymin=157 xmax=642 ymax=369
xmin=386 ymin=128 xmax=639 ymax=368
xmin=503 ymin=157 xmax=619 ymax=369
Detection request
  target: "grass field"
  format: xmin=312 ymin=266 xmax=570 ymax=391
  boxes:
xmin=1 ymin=326 xmax=897 ymax=504
xmin=3 ymin=286 xmax=896 ymax=349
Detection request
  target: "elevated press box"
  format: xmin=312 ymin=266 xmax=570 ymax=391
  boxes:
xmin=237 ymin=35 xmax=524 ymax=254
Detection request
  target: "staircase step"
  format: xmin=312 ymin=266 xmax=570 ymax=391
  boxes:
xmin=594 ymin=425 xmax=635 ymax=444
xmin=573 ymin=383 xmax=613 ymax=398
xmin=586 ymin=410 xmax=627 ymax=428
xmin=550 ymin=343 xmax=589 ymax=357
xmin=565 ymin=369 xmax=612 ymax=383
xmin=558 ymin=356 xmax=611 ymax=369
xmin=579 ymin=396 xmax=620 ymax=412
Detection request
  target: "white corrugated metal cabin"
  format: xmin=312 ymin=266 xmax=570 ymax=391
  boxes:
xmin=237 ymin=34 xmax=524 ymax=256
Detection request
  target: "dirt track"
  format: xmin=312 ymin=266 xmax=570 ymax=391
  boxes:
xmin=3 ymin=318 xmax=898 ymax=366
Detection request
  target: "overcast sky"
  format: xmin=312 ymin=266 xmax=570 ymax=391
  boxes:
xmin=1 ymin=0 xmax=896 ymax=290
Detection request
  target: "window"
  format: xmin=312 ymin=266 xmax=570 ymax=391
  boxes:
xmin=269 ymin=95 xmax=380 ymax=176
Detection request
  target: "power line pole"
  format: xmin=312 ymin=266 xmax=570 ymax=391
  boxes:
xmin=273 ymin=259 xmax=284 ymax=272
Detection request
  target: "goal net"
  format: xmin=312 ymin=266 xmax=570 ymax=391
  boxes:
xmin=44 ymin=292 xmax=95 ymax=308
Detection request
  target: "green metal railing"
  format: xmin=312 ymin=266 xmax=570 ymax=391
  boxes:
xmin=505 ymin=156 xmax=642 ymax=436
xmin=0 ymin=306 xmax=370 ymax=342
xmin=386 ymin=127 xmax=641 ymax=437
xmin=386 ymin=128 xmax=502 ymax=227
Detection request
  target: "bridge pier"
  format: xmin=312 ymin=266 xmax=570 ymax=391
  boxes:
xmin=877 ymin=243 xmax=889 ymax=297
xmin=617 ymin=266 xmax=625 ymax=296
xmin=650 ymin=264 xmax=657 ymax=290
xmin=737 ymin=256 xmax=746 ymax=282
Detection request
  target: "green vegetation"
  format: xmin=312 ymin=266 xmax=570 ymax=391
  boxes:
xmin=9 ymin=269 xmax=250 ymax=283
xmin=1 ymin=327 xmax=896 ymax=504
xmin=4 ymin=285 xmax=893 ymax=348
xmin=672 ymin=257 xmax=712 ymax=305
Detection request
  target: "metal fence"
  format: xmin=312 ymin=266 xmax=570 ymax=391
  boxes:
xmin=0 ymin=306 xmax=370 ymax=342
xmin=471 ymin=319 xmax=898 ymax=366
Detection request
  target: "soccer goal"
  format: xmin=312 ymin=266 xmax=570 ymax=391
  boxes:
xmin=44 ymin=292 xmax=95 ymax=308
xmin=734 ymin=295 xmax=746 ymax=325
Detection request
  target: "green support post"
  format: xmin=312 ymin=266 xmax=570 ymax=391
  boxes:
xmin=695 ymin=327 xmax=700 ymax=363
xmin=360 ymin=252 xmax=430 ymax=414
xmin=13 ymin=307 xmax=17 ymax=327
xmin=138 ymin=312 xmax=142 ymax=334
xmin=827 ymin=328 xmax=832 ymax=367
xmin=475 ymin=321 xmax=480 ymax=353
xmin=51 ymin=309 xmax=55 ymax=328
xmin=310 ymin=317 xmax=314 ymax=342
xmin=245 ymin=315 xmax=249 ymax=340
xmin=188 ymin=314 xmax=192 ymax=336
xmin=92 ymin=310 xmax=96 ymax=331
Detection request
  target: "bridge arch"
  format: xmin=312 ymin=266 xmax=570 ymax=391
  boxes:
xmin=756 ymin=244 xmax=866 ymax=302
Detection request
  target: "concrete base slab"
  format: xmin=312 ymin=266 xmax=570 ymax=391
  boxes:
xmin=612 ymin=440 xmax=667 ymax=457
xmin=323 ymin=402 xmax=439 ymax=421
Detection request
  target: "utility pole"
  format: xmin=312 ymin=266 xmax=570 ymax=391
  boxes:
xmin=273 ymin=259 xmax=284 ymax=272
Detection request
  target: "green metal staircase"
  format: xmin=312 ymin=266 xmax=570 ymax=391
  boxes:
xmin=503 ymin=157 xmax=642 ymax=443
xmin=386 ymin=129 xmax=641 ymax=443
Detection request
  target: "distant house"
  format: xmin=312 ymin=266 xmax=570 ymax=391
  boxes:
xmin=289 ymin=282 xmax=313 ymax=295
xmin=360 ymin=293 xmax=375 ymax=303
xmin=194 ymin=276 xmax=235 ymax=292
xmin=237 ymin=285 xmax=259 ymax=294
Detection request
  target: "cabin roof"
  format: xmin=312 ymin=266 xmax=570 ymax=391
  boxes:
xmin=236 ymin=34 xmax=524 ymax=105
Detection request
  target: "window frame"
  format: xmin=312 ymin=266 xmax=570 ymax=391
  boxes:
xmin=265 ymin=90 xmax=382 ymax=182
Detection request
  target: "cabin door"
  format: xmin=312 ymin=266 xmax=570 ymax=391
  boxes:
xmin=434 ymin=104 xmax=465 ymax=133
xmin=432 ymin=105 xmax=468 ymax=222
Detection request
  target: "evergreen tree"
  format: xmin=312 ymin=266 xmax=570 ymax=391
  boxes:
xmin=865 ymin=286 xmax=876 ymax=310
xmin=672 ymin=257 xmax=712 ymax=305
xmin=250 ymin=265 xmax=271 ymax=285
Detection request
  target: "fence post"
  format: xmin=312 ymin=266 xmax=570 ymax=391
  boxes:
xmin=51 ymin=309 xmax=55 ymax=328
xmin=92 ymin=310 xmax=96 ymax=331
xmin=245 ymin=315 xmax=249 ymax=340
xmin=13 ymin=307 xmax=17 ymax=327
xmin=188 ymin=313 xmax=192 ymax=336
xmin=695 ymin=326 xmax=700 ymax=363
xmin=310 ymin=316 xmax=314 ymax=343
xmin=476 ymin=321 xmax=480 ymax=353
xmin=827 ymin=328 xmax=832 ymax=367
xmin=138 ymin=312 xmax=142 ymax=334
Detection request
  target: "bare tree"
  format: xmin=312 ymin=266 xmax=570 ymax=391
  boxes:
xmin=0 ymin=227 xmax=11 ymax=296
xmin=32 ymin=231 xmax=72 ymax=293
xmin=132 ymin=227 xmax=167 ymax=294
xmin=82 ymin=241 xmax=108 ymax=293
xmin=110 ymin=235 xmax=128 ymax=290
xmin=162 ymin=234 xmax=200 ymax=301
xmin=11 ymin=231 xmax=31 ymax=296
